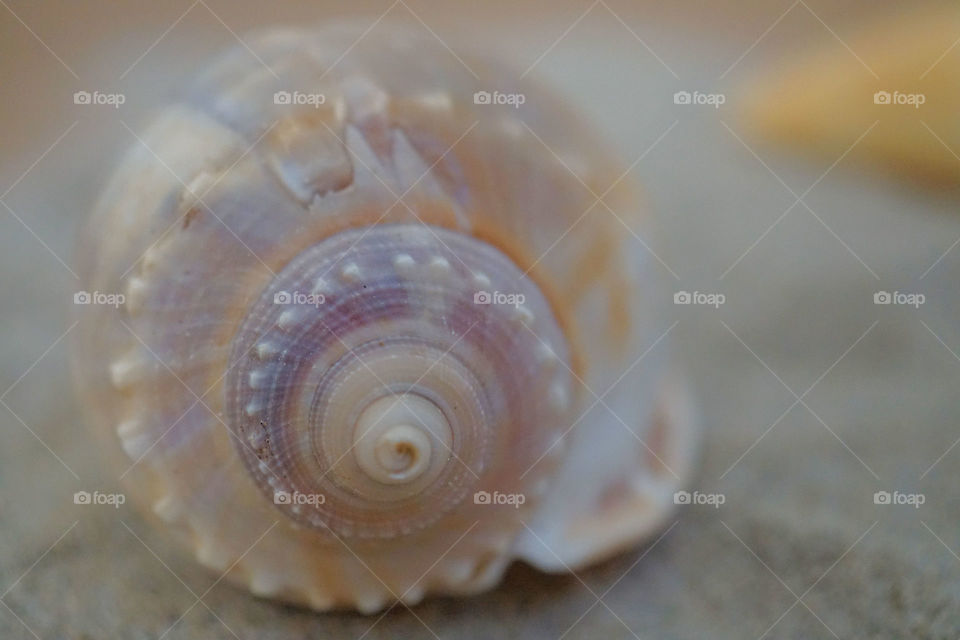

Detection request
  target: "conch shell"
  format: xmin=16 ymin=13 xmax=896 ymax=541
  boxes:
xmin=73 ymin=22 xmax=697 ymax=613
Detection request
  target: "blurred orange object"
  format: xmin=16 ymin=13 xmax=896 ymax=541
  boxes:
xmin=740 ymin=4 xmax=960 ymax=187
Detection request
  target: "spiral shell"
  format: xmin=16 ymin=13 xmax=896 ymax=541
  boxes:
xmin=73 ymin=23 xmax=697 ymax=612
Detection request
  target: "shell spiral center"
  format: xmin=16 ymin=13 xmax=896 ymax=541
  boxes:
xmin=225 ymin=224 xmax=573 ymax=539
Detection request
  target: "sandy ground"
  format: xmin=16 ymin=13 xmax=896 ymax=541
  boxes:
xmin=1 ymin=1 xmax=959 ymax=638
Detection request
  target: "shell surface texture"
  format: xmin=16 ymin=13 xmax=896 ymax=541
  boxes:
xmin=74 ymin=22 xmax=697 ymax=613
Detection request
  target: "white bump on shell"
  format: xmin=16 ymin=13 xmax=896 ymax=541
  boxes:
xmin=196 ymin=540 xmax=231 ymax=571
xmin=184 ymin=171 xmax=218 ymax=200
xmin=120 ymin=433 xmax=152 ymax=459
xmin=311 ymin=277 xmax=329 ymax=296
xmin=340 ymin=262 xmax=361 ymax=283
xmin=512 ymin=305 xmax=535 ymax=325
xmin=277 ymin=309 xmax=298 ymax=330
xmin=109 ymin=353 xmax=143 ymax=390
xmin=355 ymin=592 xmax=387 ymax=615
xmin=428 ymin=255 xmax=451 ymax=276
xmin=141 ymin=244 xmax=160 ymax=270
xmin=473 ymin=272 xmax=491 ymax=289
xmin=116 ymin=420 xmax=141 ymax=438
xmin=447 ymin=558 xmax=474 ymax=583
xmin=153 ymin=495 xmax=181 ymax=522
xmin=537 ymin=343 xmax=558 ymax=369
xmin=393 ymin=253 xmax=415 ymax=274
xmin=125 ymin=277 xmax=146 ymax=313
xmin=249 ymin=570 xmax=283 ymax=596
xmin=249 ymin=369 xmax=268 ymax=389
xmin=256 ymin=342 xmax=278 ymax=360
xmin=248 ymin=430 xmax=266 ymax=448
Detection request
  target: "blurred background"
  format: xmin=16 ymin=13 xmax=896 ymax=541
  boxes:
xmin=2 ymin=1 xmax=959 ymax=637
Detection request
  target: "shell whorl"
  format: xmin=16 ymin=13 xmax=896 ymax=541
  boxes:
xmin=226 ymin=224 xmax=572 ymax=539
